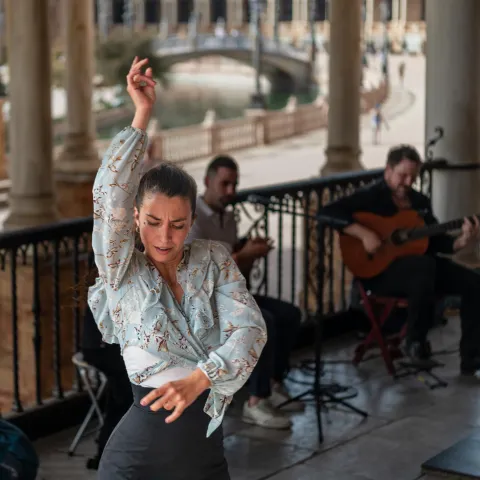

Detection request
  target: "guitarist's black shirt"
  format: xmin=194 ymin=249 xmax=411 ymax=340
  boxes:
xmin=320 ymin=179 xmax=455 ymax=255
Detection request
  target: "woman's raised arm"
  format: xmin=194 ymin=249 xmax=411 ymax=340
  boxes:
xmin=91 ymin=57 xmax=157 ymax=291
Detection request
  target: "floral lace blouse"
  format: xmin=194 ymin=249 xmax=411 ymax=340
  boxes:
xmin=88 ymin=126 xmax=267 ymax=436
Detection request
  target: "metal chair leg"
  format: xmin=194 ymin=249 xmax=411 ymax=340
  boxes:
xmin=68 ymin=367 xmax=107 ymax=456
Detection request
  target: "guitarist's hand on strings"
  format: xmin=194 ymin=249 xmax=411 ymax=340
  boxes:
xmin=361 ymin=230 xmax=382 ymax=255
xmin=454 ymin=216 xmax=480 ymax=251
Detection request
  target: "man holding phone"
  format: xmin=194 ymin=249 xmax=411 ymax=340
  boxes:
xmin=186 ymin=155 xmax=304 ymax=429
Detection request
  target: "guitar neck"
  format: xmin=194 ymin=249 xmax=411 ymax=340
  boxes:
xmin=410 ymin=214 xmax=479 ymax=240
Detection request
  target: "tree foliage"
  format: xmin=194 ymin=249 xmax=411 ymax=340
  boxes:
xmin=95 ymin=31 xmax=170 ymax=88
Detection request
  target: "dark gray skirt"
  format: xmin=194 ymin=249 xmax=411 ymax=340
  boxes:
xmin=98 ymin=385 xmax=230 ymax=480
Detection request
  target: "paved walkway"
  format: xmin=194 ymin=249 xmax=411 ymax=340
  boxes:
xmin=35 ymin=319 xmax=478 ymax=480
xmin=183 ymin=55 xmax=424 ymax=191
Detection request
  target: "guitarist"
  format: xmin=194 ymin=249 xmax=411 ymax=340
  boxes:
xmin=321 ymin=145 xmax=480 ymax=375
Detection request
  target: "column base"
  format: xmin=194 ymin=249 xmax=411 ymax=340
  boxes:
xmin=3 ymin=194 xmax=58 ymax=230
xmin=321 ymin=146 xmax=364 ymax=176
xmin=54 ymin=134 xmax=99 ymax=218
xmin=55 ymin=134 xmax=100 ymax=182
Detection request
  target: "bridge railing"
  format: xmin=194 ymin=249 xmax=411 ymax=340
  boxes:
xmin=150 ymin=100 xmax=329 ymax=163
xmin=149 ymin=78 xmax=387 ymax=164
xmin=154 ymin=33 xmax=308 ymax=59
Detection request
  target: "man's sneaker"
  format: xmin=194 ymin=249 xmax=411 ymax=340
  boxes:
xmin=269 ymin=384 xmax=305 ymax=412
xmin=242 ymin=399 xmax=292 ymax=429
xmin=403 ymin=340 xmax=439 ymax=369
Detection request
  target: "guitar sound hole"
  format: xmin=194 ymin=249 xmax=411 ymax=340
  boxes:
xmin=390 ymin=229 xmax=409 ymax=246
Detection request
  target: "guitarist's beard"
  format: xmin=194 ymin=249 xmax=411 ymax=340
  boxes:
xmin=391 ymin=186 xmax=413 ymax=208
xmin=392 ymin=185 xmax=411 ymax=200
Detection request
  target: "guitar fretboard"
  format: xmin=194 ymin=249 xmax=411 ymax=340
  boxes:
xmin=409 ymin=214 xmax=479 ymax=240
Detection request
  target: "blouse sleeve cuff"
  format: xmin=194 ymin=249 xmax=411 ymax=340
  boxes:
xmin=197 ymin=358 xmax=223 ymax=384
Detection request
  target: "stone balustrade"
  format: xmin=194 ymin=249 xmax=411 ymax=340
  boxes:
xmin=0 ymin=79 xmax=388 ymax=210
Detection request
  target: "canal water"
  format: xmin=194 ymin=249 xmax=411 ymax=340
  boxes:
xmin=95 ymin=71 xmax=318 ymax=139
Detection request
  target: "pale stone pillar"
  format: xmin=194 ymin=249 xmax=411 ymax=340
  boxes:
xmin=425 ymin=0 xmax=479 ymax=223
xmin=98 ymin=0 xmax=113 ymax=40
xmin=161 ymin=0 xmax=178 ymax=29
xmin=226 ymin=0 xmax=243 ymax=28
xmin=134 ymin=0 xmax=146 ymax=30
xmin=3 ymin=0 xmax=57 ymax=229
xmin=194 ymin=0 xmax=211 ymax=29
xmin=365 ymin=0 xmax=375 ymax=36
xmin=0 ymin=99 xmax=6 ymax=180
xmin=292 ymin=0 xmax=304 ymax=22
xmin=392 ymin=0 xmax=400 ymax=21
xmin=55 ymin=0 xmax=99 ymax=218
xmin=266 ymin=0 xmax=277 ymax=38
xmin=400 ymin=0 xmax=407 ymax=24
xmin=322 ymin=0 xmax=363 ymax=175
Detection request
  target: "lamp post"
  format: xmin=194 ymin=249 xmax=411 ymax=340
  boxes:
xmin=273 ymin=0 xmax=280 ymax=44
xmin=308 ymin=0 xmax=317 ymax=89
xmin=249 ymin=0 xmax=267 ymax=109
xmin=379 ymin=0 xmax=389 ymax=77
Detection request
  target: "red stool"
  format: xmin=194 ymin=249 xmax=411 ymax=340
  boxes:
xmin=353 ymin=282 xmax=408 ymax=376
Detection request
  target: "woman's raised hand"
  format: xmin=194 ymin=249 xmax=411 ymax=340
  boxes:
xmin=127 ymin=56 xmax=157 ymax=112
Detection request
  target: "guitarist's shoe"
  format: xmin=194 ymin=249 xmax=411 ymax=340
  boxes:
xmin=403 ymin=341 xmax=440 ymax=370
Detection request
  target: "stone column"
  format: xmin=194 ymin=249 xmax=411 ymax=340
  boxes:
xmin=226 ymin=0 xmax=243 ymax=28
xmin=425 ymin=0 xmax=480 ymax=262
xmin=194 ymin=0 xmax=211 ymax=29
xmin=134 ymin=0 xmax=146 ymax=30
xmin=161 ymin=0 xmax=178 ymax=29
xmin=400 ymin=0 xmax=407 ymax=24
xmin=0 ymin=98 xmax=6 ymax=180
xmin=55 ymin=0 xmax=99 ymax=218
xmin=426 ymin=0 xmax=478 ymax=219
xmin=392 ymin=0 xmax=400 ymax=21
xmin=3 ymin=0 xmax=57 ymax=229
xmin=365 ymin=0 xmax=375 ymax=37
xmin=321 ymin=0 xmax=363 ymax=175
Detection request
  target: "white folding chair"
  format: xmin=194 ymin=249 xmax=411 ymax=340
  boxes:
xmin=68 ymin=352 xmax=107 ymax=456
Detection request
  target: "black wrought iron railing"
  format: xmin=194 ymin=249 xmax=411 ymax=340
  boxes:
xmin=0 ymin=163 xmax=444 ymax=436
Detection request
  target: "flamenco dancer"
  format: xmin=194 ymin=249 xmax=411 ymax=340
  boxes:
xmin=88 ymin=57 xmax=267 ymax=479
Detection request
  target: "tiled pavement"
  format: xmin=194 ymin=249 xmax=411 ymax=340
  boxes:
xmin=35 ymin=316 xmax=480 ymax=480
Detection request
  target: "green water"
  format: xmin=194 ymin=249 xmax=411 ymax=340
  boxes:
xmin=94 ymin=84 xmax=318 ymax=141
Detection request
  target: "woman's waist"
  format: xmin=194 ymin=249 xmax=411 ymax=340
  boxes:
xmin=131 ymin=383 xmax=210 ymax=413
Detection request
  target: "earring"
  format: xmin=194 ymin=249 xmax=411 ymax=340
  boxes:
xmin=135 ymin=225 xmax=139 ymax=233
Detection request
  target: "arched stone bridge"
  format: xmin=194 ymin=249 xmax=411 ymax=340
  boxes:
xmin=153 ymin=34 xmax=314 ymax=93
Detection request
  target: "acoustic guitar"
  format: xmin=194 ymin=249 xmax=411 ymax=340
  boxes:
xmin=339 ymin=210 xmax=475 ymax=279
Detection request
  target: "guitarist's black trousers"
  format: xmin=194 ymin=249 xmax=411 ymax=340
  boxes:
xmin=361 ymin=255 xmax=480 ymax=367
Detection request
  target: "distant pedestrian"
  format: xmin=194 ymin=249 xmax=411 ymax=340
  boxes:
xmin=398 ymin=61 xmax=406 ymax=86
xmin=372 ymin=103 xmax=389 ymax=145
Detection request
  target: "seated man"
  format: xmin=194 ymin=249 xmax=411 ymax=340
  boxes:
xmin=321 ymin=145 xmax=480 ymax=375
xmin=186 ymin=155 xmax=304 ymax=429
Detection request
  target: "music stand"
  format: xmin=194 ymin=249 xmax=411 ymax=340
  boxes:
xmin=247 ymin=197 xmax=368 ymax=443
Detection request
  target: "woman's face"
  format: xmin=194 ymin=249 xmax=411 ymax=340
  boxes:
xmin=134 ymin=193 xmax=193 ymax=266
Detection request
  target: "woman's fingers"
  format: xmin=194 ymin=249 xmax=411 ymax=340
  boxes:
xmin=132 ymin=73 xmax=156 ymax=86
xmin=140 ymin=384 xmax=168 ymax=406
xmin=165 ymin=402 xmax=186 ymax=424
xmin=148 ymin=389 xmax=176 ymax=412
xmin=131 ymin=57 xmax=149 ymax=73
